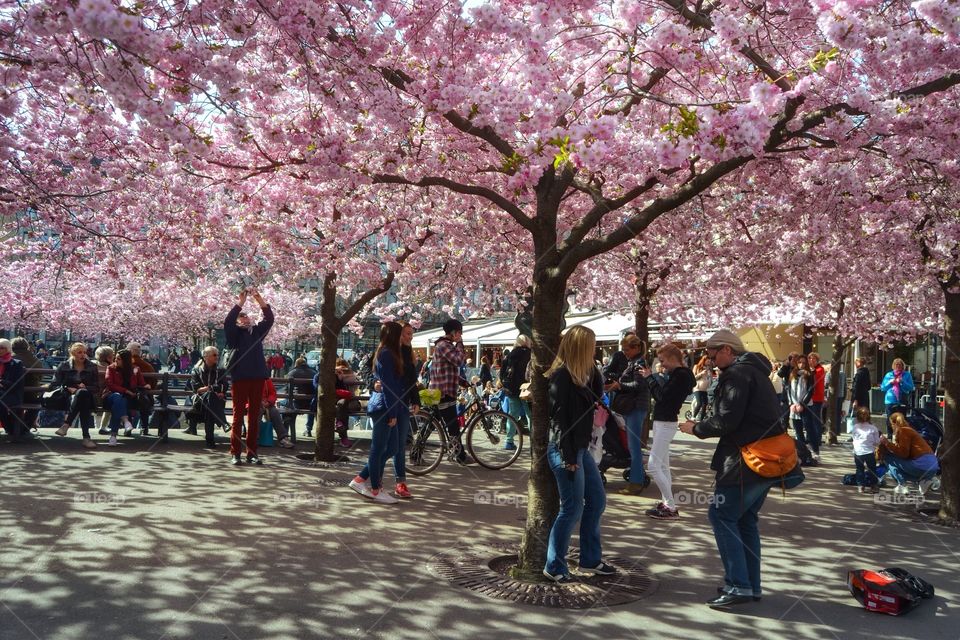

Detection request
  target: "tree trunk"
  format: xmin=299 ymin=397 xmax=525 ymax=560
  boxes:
xmin=635 ymin=288 xmax=651 ymax=352
xmin=938 ymin=289 xmax=959 ymax=524
xmin=313 ymin=275 xmax=345 ymax=462
xmin=513 ymin=277 xmax=566 ymax=580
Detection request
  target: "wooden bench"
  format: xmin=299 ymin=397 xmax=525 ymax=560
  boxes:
xmin=11 ymin=369 xmax=369 ymax=444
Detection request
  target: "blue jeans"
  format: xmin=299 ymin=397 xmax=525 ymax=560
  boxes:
xmin=545 ymin=443 xmax=605 ymax=576
xmin=624 ymin=407 xmax=647 ymax=484
xmin=802 ymin=404 xmax=821 ymax=455
xmin=392 ymin=412 xmax=411 ymax=482
xmin=708 ymin=481 xmax=773 ymax=597
xmin=503 ymin=394 xmax=522 ymax=444
xmin=885 ymin=452 xmax=939 ymax=485
xmin=357 ymin=411 xmax=401 ymax=490
xmin=104 ymin=393 xmax=128 ymax=434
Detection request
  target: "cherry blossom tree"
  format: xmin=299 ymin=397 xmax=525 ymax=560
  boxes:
xmin=4 ymin=0 xmax=960 ymax=573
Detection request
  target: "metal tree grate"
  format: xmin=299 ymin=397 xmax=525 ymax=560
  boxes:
xmin=430 ymin=545 xmax=658 ymax=609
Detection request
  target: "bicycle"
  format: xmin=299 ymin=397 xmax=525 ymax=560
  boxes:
xmin=406 ymin=389 xmax=524 ymax=475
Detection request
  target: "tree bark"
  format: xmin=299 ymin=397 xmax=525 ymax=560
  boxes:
xmin=938 ymin=289 xmax=959 ymax=524
xmin=314 ymin=275 xmax=345 ymax=462
xmin=513 ymin=278 xmax=566 ymax=580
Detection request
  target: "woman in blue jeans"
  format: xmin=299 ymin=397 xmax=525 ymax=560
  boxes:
xmin=543 ymin=326 xmax=617 ymax=583
xmin=604 ymin=334 xmax=650 ymax=495
xmin=349 ymin=322 xmax=406 ymax=505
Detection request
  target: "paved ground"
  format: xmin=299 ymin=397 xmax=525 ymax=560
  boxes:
xmin=0 ymin=419 xmax=955 ymax=640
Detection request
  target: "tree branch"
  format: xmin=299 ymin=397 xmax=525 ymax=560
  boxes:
xmin=371 ymin=172 xmax=535 ymax=232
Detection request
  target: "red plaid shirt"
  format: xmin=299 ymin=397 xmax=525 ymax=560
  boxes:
xmin=429 ymin=337 xmax=465 ymax=399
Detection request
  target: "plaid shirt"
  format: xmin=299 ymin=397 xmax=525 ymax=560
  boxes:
xmin=429 ymin=337 xmax=465 ymax=399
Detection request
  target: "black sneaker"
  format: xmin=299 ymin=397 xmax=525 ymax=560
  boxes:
xmin=646 ymin=503 xmax=680 ymax=520
xmin=542 ymin=569 xmax=574 ymax=584
xmin=580 ymin=561 xmax=617 ymax=576
xmin=231 ymin=455 xmax=242 ymax=466
xmin=247 ymin=455 xmax=263 ymax=465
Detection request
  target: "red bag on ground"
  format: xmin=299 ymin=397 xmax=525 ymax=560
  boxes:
xmin=847 ymin=568 xmax=934 ymax=615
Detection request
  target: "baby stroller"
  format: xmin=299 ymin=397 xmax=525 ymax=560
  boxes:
xmin=597 ymin=411 xmax=651 ymax=488
xmin=889 ymin=403 xmax=944 ymax=456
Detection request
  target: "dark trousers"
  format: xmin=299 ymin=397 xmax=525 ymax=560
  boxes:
xmin=854 ymin=452 xmax=879 ymax=487
xmin=230 ymin=379 xmax=265 ymax=456
xmin=66 ymin=389 xmax=96 ymax=439
xmin=439 ymin=396 xmax=460 ymax=443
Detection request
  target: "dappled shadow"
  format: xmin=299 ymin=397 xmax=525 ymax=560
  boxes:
xmin=0 ymin=428 xmax=955 ymax=639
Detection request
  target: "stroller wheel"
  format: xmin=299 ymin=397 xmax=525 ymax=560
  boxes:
xmin=622 ymin=469 xmax=630 ymax=482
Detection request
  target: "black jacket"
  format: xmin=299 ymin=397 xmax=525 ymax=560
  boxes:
xmin=54 ymin=360 xmax=100 ymax=404
xmin=647 ymin=366 xmax=696 ymax=422
xmin=852 ymin=366 xmax=871 ymax=408
xmin=223 ymin=304 xmax=274 ymax=380
xmin=190 ymin=363 xmax=229 ymax=396
xmin=606 ymin=354 xmax=650 ymax=412
xmin=549 ymin=367 xmax=603 ymax=465
xmin=502 ymin=346 xmax=531 ymax=396
xmin=288 ymin=364 xmax=317 ymax=409
xmin=13 ymin=343 xmax=41 ymax=402
xmin=693 ymin=352 xmax=796 ymax=486
xmin=0 ymin=358 xmax=25 ymax=409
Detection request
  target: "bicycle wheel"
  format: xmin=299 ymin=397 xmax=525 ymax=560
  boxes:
xmin=407 ymin=412 xmax=445 ymax=476
xmin=466 ymin=410 xmax=523 ymax=470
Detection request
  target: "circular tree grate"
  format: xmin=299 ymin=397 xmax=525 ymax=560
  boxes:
xmin=430 ymin=544 xmax=657 ymax=608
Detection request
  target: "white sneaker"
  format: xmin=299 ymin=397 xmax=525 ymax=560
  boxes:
xmin=918 ymin=479 xmax=933 ymax=495
xmin=811 ymin=453 xmax=821 ymax=463
xmin=123 ymin=421 xmax=134 ymax=436
xmin=279 ymin=438 xmax=294 ymax=449
xmin=348 ymin=479 xmax=373 ymax=499
xmin=372 ymin=490 xmax=399 ymax=505
xmin=894 ymin=484 xmax=910 ymax=496
xmin=108 ymin=435 xmax=118 ymax=446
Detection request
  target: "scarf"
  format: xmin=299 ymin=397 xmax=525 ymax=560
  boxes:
xmin=891 ymin=372 xmax=901 ymax=401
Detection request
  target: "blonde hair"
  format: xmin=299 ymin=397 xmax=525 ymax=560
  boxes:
xmin=892 ymin=358 xmax=906 ymax=370
xmin=890 ymin=412 xmax=911 ymax=433
xmin=544 ymin=326 xmax=596 ymax=387
xmin=657 ymin=344 xmax=683 ymax=363
xmin=68 ymin=342 xmax=88 ymax=364
xmin=621 ymin=334 xmax=644 ymax=352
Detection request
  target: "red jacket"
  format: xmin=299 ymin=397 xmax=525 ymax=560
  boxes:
xmin=811 ymin=365 xmax=826 ymax=403
xmin=263 ymin=378 xmax=277 ymax=406
xmin=104 ymin=365 xmax=147 ymax=396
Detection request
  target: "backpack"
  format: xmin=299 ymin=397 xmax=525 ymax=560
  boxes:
xmin=847 ymin=568 xmax=934 ymax=615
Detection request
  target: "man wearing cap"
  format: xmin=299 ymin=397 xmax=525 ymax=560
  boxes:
xmin=679 ymin=329 xmax=802 ymax=609
xmin=224 ymin=289 xmax=274 ymax=466
xmin=429 ymin=319 xmax=469 ymax=464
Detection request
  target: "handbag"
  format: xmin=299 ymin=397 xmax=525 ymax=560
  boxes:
xmin=37 ymin=409 xmax=67 ymax=428
xmin=41 ymin=386 xmax=70 ymax=411
xmin=258 ymin=420 xmax=274 ymax=447
xmin=610 ymin=391 xmax=634 ymax=415
xmin=366 ymin=390 xmax=386 ymax=414
xmin=741 ymin=432 xmax=799 ymax=479
xmin=589 ymin=405 xmax=608 ymax=464
xmin=518 ymin=383 xmax=532 ymax=402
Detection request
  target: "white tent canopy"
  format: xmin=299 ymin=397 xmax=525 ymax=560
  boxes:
xmin=412 ymin=312 xmax=715 ymax=357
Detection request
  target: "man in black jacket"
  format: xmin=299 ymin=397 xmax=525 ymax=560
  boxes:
xmin=680 ymin=329 xmax=802 ymax=609
xmin=852 ymin=358 xmax=871 ymax=413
